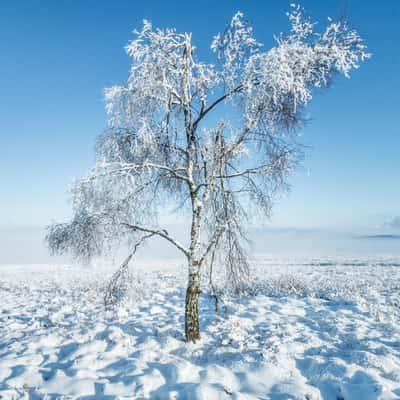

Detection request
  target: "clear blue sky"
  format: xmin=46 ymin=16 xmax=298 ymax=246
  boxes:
xmin=1 ymin=0 xmax=399 ymax=233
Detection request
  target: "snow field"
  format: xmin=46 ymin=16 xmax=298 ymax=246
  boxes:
xmin=1 ymin=259 xmax=400 ymax=399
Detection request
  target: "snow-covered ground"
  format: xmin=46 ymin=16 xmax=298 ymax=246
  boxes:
xmin=1 ymin=258 xmax=400 ymax=399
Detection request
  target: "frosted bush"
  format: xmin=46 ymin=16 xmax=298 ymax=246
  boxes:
xmin=103 ymin=264 xmax=144 ymax=307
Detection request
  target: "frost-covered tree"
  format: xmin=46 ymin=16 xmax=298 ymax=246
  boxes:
xmin=46 ymin=5 xmax=369 ymax=342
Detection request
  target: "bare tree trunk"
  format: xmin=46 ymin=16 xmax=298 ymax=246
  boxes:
xmin=185 ymin=259 xmax=201 ymax=342
xmin=184 ymin=176 xmax=203 ymax=342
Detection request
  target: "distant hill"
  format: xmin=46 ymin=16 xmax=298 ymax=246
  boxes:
xmin=358 ymin=234 xmax=400 ymax=240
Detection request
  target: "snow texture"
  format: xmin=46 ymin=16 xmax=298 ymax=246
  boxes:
xmin=1 ymin=258 xmax=399 ymax=399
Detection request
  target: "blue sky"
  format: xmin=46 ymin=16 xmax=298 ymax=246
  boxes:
xmin=0 ymin=0 xmax=399 ymax=234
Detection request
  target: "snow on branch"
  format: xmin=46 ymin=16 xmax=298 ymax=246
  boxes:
xmin=46 ymin=211 xmax=104 ymax=263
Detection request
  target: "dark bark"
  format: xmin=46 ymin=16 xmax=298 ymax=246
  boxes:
xmin=185 ymin=270 xmax=201 ymax=342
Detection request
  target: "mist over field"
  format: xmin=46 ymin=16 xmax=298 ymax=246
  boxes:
xmin=1 ymin=225 xmax=399 ymax=266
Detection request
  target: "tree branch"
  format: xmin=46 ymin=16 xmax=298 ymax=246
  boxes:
xmin=191 ymin=84 xmax=243 ymax=131
xmin=96 ymin=162 xmax=191 ymax=183
xmin=199 ymin=226 xmax=225 ymax=265
xmin=216 ymin=161 xmax=284 ymax=179
xmin=122 ymin=222 xmax=189 ymax=258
